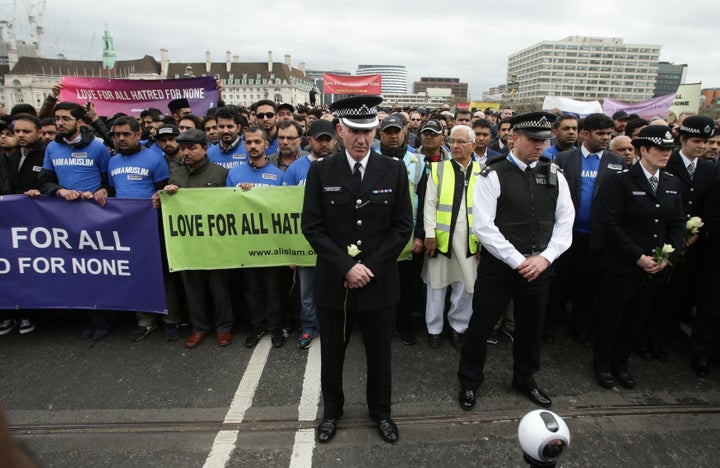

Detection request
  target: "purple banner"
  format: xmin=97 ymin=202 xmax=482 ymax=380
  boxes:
xmin=602 ymin=93 xmax=676 ymax=120
xmin=59 ymin=76 xmax=218 ymax=117
xmin=0 ymin=195 xmax=167 ymax=313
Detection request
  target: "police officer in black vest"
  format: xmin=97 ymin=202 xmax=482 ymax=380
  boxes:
xmin=592 ymin=126 xmax=684 ymax=389
xmin=458 ymin=112 xmax=575 ymax=410
xmin=301 ymin=96 xmax=413 ymax=444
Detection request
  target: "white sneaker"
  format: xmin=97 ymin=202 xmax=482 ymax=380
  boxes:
xmin=19 ymin=318 xmax=35 ymax=334
xmin=0 ymin=319 xmax=17 ymax=336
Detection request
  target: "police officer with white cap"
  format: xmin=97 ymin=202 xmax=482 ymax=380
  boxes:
xmin=302 ymin=95 xmax=413 ymax=444
xmin=458 ymin=112 xmax=575 ymax=410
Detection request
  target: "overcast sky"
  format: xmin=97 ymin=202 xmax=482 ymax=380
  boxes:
xmin=4 ymin=0 xmax=718 ymax=100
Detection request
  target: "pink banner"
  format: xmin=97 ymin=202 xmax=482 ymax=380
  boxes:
xmin=59 ymin=76 xmax=219 ymax=117
xmin=602 ymin=93 xmax=676 ymax=120
xmin=323 ymin=73 xmax=382 ymax=95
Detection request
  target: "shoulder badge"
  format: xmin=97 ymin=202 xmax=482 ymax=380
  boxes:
xmin=481 ymin=165 xmax=495 ymax=177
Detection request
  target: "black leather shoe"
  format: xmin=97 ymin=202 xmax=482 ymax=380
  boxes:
xmin=458 ymin=388 xmax=476 ymax=411
xmin=692 ymin=359 xmax=710 ymax=379
xmin=636 ymin=346 xmax=653 ymax=361
xmin=594 ymin=370 xmax=615 ymax=389
xmin=512 ymin=382 xmax=552 ymax=407
xmin=428 ymin=333 xmax=442 ymax=349
xmin=317 ymin=419 xmax=337 ymax=443
xmin=652 ymin=345 xmax=669 ymax=362
xmin=612 ymin=367 xmax=636 ymax=389
xmin=376 ymin=418 xmax=399 ymax=443
xmin=450 ymin=330 xmax=465 ymax=350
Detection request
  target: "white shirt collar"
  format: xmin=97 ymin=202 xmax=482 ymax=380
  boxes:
xmin=345 ymin=150 xmax=370 ymax=175
xmin=581 ymin=144 xmax=603 ymax=158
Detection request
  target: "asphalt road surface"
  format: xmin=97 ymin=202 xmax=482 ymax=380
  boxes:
xmin=1 ymin=312 xmax=719 ymax=467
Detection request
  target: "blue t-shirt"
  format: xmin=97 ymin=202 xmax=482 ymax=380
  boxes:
xmin=283 ymin=155 xmax=314 ymax=186
xmin=108 ymin=148 xmax=170 ymax=198
xmin=576 ymin=153 xmax=601 ymax=233
xmin=145 ymin=141 xmax=164 ymax=157
xmin=43 ymin=139 xmax=111 ymax=192
xmin=207 ymin=138 xmax=247 ymax=169
xmin=226 ymin=160 xmax=284 ymax=187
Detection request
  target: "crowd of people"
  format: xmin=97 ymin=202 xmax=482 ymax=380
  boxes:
xmin=2 ymin=85 xmax=720 ymax=443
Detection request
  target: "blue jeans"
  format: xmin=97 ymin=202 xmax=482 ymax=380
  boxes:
xmin=298 ymin=266 xmax=319 ymax=336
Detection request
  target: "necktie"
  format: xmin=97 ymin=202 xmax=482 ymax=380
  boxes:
xmin=649 ymin=175 xmax=658 ymax=194
xmin=688 ymin=161 xmax=696 ymax=179
xmin=352 ymin=162 xmax=362 ymax=191
xmin=353 ymin=162 xmax=362 ymax=180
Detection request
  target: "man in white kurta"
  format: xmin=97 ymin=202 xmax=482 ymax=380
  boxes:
xmin=423 ymin=125 xmax=482 ymax=349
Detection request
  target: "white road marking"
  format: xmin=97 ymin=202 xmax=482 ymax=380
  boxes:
xmin=289 ymin=429 xmax=316 ymax=468
xmin=298 ymin=336 xmax=322 ymax=421
xmin=290 ymin=336 xmax=322 ymax=467
xmin=202 ymin=336 xmax=272 ymax=468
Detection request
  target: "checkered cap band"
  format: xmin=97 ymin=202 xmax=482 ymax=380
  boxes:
xmin=636 ymin=132 xmax=674 ymax=146
xmin=680 ymin=124 xmax=701 ymax=135
xmin=335 ymin=104 xmax=377 ymax=119
xmin=512 ymin=116 xmax=553 ymax=131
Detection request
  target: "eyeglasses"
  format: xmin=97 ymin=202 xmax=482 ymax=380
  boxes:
xmin=447 ymin=138 xmax=472 ymax=145
xmin=278 ymin=135 xmax=299 ymax=141
xmin=256 ymin=112 xmax=275 ymax=120
xmin=410 ymin=118 xmax=422 ymax=121
xmin=54 ymin=116 xmax=76 ymax=122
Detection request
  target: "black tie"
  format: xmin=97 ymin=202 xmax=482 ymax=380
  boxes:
xmin=351 ymin=162 xmax=362 ymax=192
xmin=353 ymin=162 xmax=362 ymax=179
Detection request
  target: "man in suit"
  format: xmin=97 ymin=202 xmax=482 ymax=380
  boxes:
xmin=592 ymin=126 xmax=684 ymax=389
xmin=646 ymin=116 xmax=718 ymax=363
xmin=544 ymin=113 xmax=625 ymax=346
xmin=302 ymin=96 xmax=413 ymax=444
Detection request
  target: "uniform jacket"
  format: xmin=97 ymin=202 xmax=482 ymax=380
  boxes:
xmin=595 ymin=163 xmax=685 ymax=276
xmin=302 ymin=150 xmax=413 ymax=311
xmin=663 ymin=151 xmax=718 ymax=219
xmin=7 ymin=141 xmax=45 ymax=193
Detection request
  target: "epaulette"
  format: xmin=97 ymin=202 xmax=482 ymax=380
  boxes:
xmin=480 ymin=165 xmax=496 ymax=177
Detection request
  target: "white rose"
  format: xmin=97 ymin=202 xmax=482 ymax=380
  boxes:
xmin=686 ymin=216 xmax=704 ymax=233
xmin=661 ymin=243 xmax=675 ymax=255
xmin=347 ymin=244 xmax=361 ymax=257
xmin=409 ymin=155 xmax=418 ymax=163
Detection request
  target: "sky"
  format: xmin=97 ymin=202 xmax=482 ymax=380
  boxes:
xmin=3 ymin=0 xmax=719 ymax=100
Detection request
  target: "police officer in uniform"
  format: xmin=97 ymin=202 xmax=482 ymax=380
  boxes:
xmin=458 ymin=112 xmax=575 ymax=410
xmin=301 ymin=96 xmax=413 ymax=444
xmin=644 ymin=116 xmax=718 ymax=361
xmin=592 ymin=126 xmax=684 ymax=389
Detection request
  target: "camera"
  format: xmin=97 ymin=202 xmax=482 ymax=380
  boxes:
xmin=518 ymin=410 xmax=571 ymax=467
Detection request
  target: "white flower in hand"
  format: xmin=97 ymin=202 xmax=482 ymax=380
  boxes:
xmin=686 ymin=216 xmax=704 ymax=234
xmin=347 ymin=244 xmax=361 ymax=258
xmin=661 ymin=243 xmax=675 ymax=255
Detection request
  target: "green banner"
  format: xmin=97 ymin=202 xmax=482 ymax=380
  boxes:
xmin=160 ymin=186 xmax=316 ymax=271
xmin=160 ymin=186 xmax=413 ymax=271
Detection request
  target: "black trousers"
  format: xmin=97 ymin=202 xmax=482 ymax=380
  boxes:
xmin=593 ymin=270 xmax=665 ymax=372
xmin=181 ymin=269 xmax=233 ymax=334
xmin=546 ymin=232 xmax=599 ymax=337
xmin=243 ymin=266 xmax=284 ymax=333
xmin=317 ymin=304 xmax=395 ymax=421
xmin=396 ymin=252 xmax=424 ymax=332
xmin=458 ymin=254 xmax=549 ymax=391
